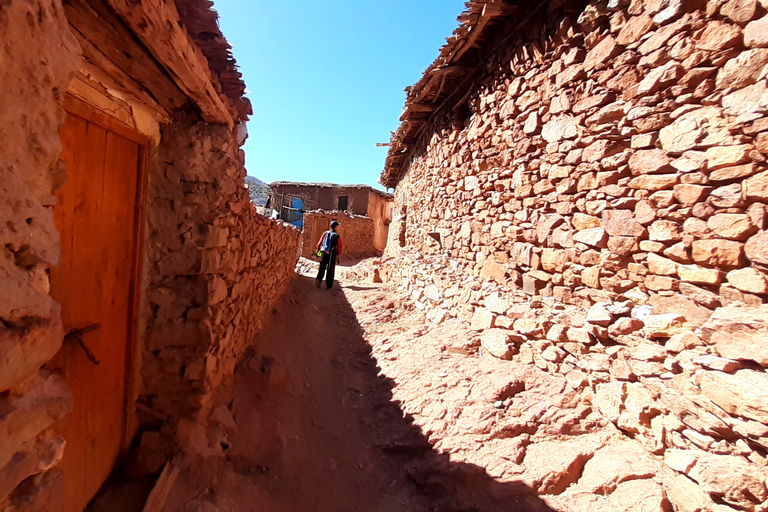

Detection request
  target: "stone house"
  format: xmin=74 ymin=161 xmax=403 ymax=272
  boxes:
xmin=382 ymin=0 xmax=768 ymax=508
xmin=269 ymin=181 xmax=393 ymax=251
xmin=1 ymin=1 xmax=301 ymax=511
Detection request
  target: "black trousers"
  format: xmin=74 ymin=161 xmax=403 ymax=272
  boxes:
xmin=316 ymin=251 xmax=337 ymax=288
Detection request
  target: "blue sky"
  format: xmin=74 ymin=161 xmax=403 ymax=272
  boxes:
xmin=213 ymin=0 xmax=466 ymax=190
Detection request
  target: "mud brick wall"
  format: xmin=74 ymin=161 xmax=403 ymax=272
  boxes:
xmin=367 ymin=191 xmax=393 ymax=252
xmin=0 ymin=0 xmax=81 ymax=508
xmin=382 ymin=1 xmax=768 ymax=509
xmin=139 ymin=122 xmax=301 ymax=449
xmin=302 ymin=211 xmax=376 ymax=259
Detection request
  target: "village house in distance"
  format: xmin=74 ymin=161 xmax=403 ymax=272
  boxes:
xmin=268 ymin=181 xmax=393 ymax=258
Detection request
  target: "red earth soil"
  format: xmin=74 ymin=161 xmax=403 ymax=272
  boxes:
xmin=158 ymin=274 xmax=555 ymax=511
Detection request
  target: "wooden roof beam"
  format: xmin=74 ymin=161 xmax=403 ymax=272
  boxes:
xmin=105 ymin=0 xmax=234 ymax=126
xmin=406 ymin=65 xmax=467 ymax=115
xmin=399 ymin=102 xmax=437 ymax=122
xmin=451 ymin=1 xmax=516 ymax=63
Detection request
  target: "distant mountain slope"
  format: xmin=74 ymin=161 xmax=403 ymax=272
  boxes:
xmin=245 ymin=175 xmax=271 ymax=206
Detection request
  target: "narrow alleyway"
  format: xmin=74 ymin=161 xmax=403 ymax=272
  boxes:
xmin=158 ymin=273 xmax=556 ymax=512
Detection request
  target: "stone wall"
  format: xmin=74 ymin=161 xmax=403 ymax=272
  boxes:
xmin=1 ymin=0 xmax=303 ymax=503
xmin=383 ymin=1 xmax=768 ymax=509
xmin=302 ymin=211 xmax=376 ymax=259
xmin=0 ymin=0 xmax=80 ymax=508
xmin=387 ymin=2 xmax=768 ymax=317
xmin=138 ymin=122 xmax=301 ymax=459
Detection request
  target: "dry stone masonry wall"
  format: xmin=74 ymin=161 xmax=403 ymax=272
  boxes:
xmin=302 ymin=211 xmax=376 ymax=259
xmin=0 ymin=0 xmax=80 ymax=508
xmin=382 ymin=0 xmax=768 ymax=509
xmin=138 ymin=122 xmax=301 ymax=461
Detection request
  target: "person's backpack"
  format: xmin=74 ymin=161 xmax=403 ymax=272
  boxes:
xmin=319 ymin=231 xmax=339 ymax=253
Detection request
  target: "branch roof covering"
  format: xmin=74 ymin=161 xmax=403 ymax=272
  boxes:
xmin=380 ymin=0 xmax=522 ymax=188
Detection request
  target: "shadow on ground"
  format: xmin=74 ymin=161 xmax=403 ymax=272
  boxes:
xmin=202 ymin=275 xmax=557 ymax=512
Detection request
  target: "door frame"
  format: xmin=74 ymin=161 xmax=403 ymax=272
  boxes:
xmin=61 ymin=94 xmax=151 ymax=454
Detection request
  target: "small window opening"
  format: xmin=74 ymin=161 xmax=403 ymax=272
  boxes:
xmin=338 ymin=196 xmax=349 ymax=211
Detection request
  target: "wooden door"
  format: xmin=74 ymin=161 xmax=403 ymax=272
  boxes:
xmin=49 ymin=111 xmax=145 ymax=512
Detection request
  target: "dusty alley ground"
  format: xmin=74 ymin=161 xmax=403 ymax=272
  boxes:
xmin=156 ymin=268 xmax=590 ymax=512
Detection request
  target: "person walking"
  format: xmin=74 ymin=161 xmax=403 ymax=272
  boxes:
xmin=315 ymin=221 xmax=343 ymax=289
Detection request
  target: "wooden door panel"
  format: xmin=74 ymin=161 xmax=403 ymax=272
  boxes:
xmin=50 ymin=114 xmax=142 ymax=512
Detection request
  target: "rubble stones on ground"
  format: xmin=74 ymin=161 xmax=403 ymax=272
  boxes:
xmin=671 ymin=449 xmax=768 ymax=509
xmin=663 ymin=470 xmax=718 ymax=512
xmin=378 ymin=254 xmax=768 ymax=507
xmin=521 ymin=434 xmax=608 ymax=495
xmin=480 ymin=329 xmax=517 ymax=360
xmin=693 ymin=355 xmax=741 ymax=373
xmin=586 ymin=303 xmax=613 ymax=326
xmin=666 ymin=331 xmax=704 ymax=353
xmin=643 ymin=314 xmax=689 ymax=337
xmin=700 ymin=369 xmax=768 ymax=424
xmin=577 ymin=440 xmax=660 ymax=493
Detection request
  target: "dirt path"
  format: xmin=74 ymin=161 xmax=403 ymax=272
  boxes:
xmin=221 ymin=275 xmax=429 ymax=512
xmin=159 ymin=273 xmax=556 ymax=512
